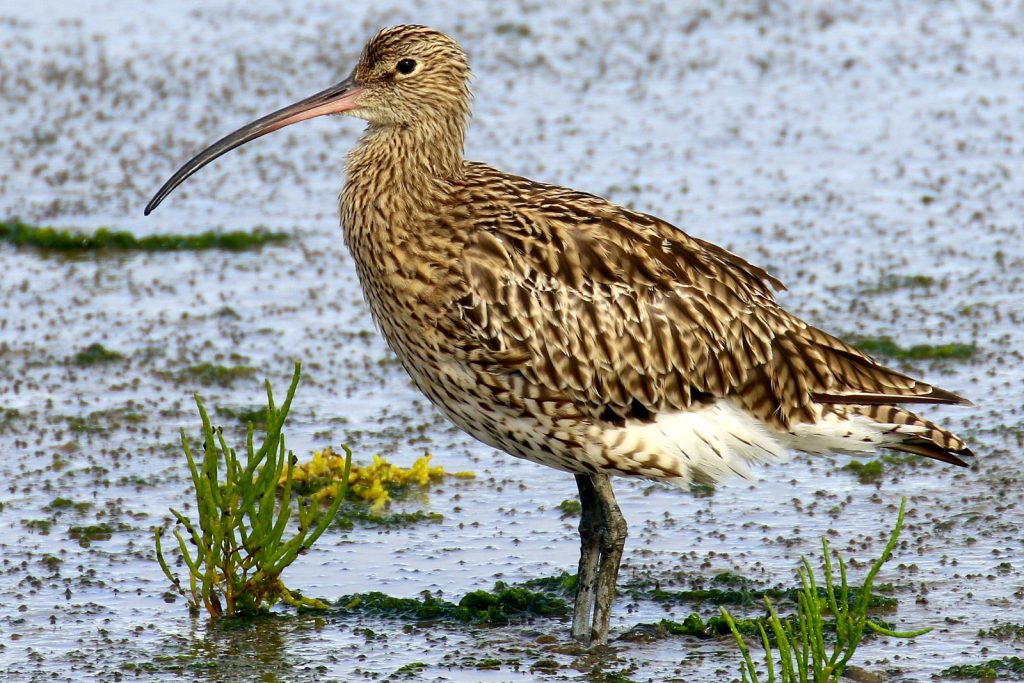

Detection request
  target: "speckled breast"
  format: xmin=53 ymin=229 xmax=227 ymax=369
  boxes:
xmin=350 ymin=256 xmax=594 ymax=477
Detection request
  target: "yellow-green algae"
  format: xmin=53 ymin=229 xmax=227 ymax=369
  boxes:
xmin=556 ymin=498 xmax=582 ymax=516
xmin=0 ymin=218 xmax=287 ymax=251
xmin=334 ymin=582 xmax=568 ymax=625
xmin=42 ymin=497 xmax=92 ymax=513
xmin=283 ymin=447 xmax=474 ymax=511
xmin=853 ymin=336 xmax=975 ymax=361
xmin=844 ymin=459 xmax=885 ymax=484
xmin=71 ymin=343 xmax=124 ymax=366
xmin=939 ymin=657 xmax=1024 ymax=680
xmin=625 ymin=571 xmax=898 ymax=611
xmin=843 ymin=453 xmax=923 ymax=484
xmin=216 ymin=404 xmax=269 ymax=427
xmin=980 ymin=623 xmax=1024 ymax=642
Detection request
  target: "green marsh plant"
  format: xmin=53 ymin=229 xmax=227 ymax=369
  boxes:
xmin=721 ymin=498 xmax=929 ymax=682
xmin=155 ymin=361 xmax=348 ymax=617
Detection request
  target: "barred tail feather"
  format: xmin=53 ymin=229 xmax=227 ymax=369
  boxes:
xmin=849 ymin=404 xmax=974 ymax=467
xmin=778 ymin=403 xmax=974 ymax=467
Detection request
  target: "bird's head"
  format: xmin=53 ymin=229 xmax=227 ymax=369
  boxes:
xmin=144 ymin=24 xmax=470 ymax=215
xmin=350 ymin=25 xmax=471 ymax=126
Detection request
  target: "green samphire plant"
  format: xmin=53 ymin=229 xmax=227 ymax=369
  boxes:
xmin=155 ymin=361 xmax=348 ymax=617
xmin=721 ymin=498 xmax=929 ymax=682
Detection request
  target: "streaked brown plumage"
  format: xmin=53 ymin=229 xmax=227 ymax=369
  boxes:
xmin=145 ymin=24 xmax=974 ymax=645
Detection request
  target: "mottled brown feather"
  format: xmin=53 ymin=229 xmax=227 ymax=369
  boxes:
xmin=447 ymin=166 xmax=968 ymax=431
xmin=335 ymin=25 xmax=973 ymax=473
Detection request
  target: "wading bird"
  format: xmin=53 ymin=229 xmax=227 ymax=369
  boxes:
xmin=145 ymin=25 xmax=974 ymax=645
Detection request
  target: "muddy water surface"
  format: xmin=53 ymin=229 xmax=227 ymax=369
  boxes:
xmin=1 ymin=1 xmax=1022 ymax=681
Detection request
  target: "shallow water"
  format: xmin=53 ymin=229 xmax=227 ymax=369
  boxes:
xmin=1 ymin=1 xmax=1023 ymax=681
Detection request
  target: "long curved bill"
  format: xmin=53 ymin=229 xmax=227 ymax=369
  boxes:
xmin=144 ymin=73 xmax=362 ymax=215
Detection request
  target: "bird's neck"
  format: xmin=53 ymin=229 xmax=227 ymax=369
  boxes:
xmin=341 ymin=116 xmax=467 ymax=258
xmin=347 ymin=116 xmax=467 ymax=185
xmin=340 ymin=116 xmax=468 ymax=299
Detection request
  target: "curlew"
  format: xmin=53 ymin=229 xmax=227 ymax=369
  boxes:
xmin=145 ymin=25 xmax=974 ymax=645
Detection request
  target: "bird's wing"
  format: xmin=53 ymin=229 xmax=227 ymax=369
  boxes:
xmin=445 ymin=176 xmax=967 ymax=428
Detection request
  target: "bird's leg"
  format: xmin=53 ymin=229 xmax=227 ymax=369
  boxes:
xmin=589 ymin=473 xmax=626 ymax=646
xmin=571 ymin=473 xmax=601 ymax=642
xmin=570 ymin=472 xmax=627 ymax=646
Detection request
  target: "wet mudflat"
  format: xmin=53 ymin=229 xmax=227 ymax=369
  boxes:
xmin=0 ymin=1 xmax=1022 ymax=681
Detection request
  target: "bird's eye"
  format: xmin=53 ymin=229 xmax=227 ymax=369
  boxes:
xmin=396 ymin=58 xmax=417 ymax=75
